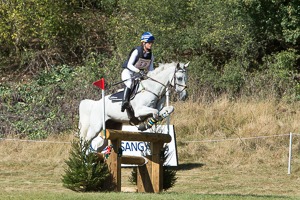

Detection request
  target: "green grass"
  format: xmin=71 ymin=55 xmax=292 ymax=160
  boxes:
xmin=0 ymin=191 xmax=296 ymax=200
xmin=1 ymin=154 xmax=299 ymax=200
xmin=2 ymin=99 xmax=300 ymax=199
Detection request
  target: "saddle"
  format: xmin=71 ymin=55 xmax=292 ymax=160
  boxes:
xmin=109 ymin=79 xmax=140 ymax=103
xmin=109 ymin=80 xmax=141 ymax=125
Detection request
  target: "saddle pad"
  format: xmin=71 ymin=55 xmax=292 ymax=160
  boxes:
xmin=109 ymin=91 xmax=123 ymax=102
xmin=109 ymin=81 xmax=140 ymax=103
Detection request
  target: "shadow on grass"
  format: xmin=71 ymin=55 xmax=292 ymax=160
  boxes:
xmin=172 ymin=163 xmax=205 ymax=171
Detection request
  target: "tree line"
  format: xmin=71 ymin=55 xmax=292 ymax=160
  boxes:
xmin=1 ymin=0 xmax=299 ymax=136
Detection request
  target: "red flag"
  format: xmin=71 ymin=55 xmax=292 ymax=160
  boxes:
xmin=93 ymin=78 xmax=105 ymax=90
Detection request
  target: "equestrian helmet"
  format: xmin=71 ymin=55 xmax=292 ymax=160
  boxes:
xmin=141 ymin=32 xmax=155 ymax=43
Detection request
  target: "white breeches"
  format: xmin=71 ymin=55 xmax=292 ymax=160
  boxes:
xmin=121 ymin=68 xmax=134 ymax=88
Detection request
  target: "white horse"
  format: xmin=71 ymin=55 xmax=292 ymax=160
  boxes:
xmin=78 ymin=62 xmax=189 ymax=152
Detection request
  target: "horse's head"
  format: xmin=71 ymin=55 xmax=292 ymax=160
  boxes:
xmin=146 ymin=61 xmax=189 ymax=101
xmin=172 ymin=62 xmax=189 ymax=101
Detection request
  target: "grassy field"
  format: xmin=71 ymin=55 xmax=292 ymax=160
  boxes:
xmin=1 ymin=98 xmax=300 ymax=199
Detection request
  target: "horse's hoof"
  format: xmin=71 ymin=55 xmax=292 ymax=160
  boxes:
xmin=90 ymin=136 xmax=105 ymax=153
xmin=138 ymin=123 xmax=147 ymax=131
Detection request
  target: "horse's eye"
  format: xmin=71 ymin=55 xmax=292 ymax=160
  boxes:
xmin=177 ymin=77 xmax=183 ymax=81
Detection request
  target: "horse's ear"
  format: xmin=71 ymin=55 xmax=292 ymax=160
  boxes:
xmin=184 ymin=61 xmax=190 ymax=68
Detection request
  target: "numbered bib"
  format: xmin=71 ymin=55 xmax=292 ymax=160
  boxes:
xmin=134 ymin=58 xmax=151 ymax=70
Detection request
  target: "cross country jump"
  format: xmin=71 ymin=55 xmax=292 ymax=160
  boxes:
xmin=78 ymin=62 xmax=189 ymax=152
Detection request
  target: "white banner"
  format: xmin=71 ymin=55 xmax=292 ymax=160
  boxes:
xmin=121 ymin=125 xmax=178 ymax=167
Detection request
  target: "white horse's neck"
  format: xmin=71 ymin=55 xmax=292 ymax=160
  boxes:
xmin=141 ymin=65 xmax=175 ymax=97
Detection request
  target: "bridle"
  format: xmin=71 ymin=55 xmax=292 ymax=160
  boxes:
xmin=138 ymin=65 xmax=187 ymax=99
xmin=169 ymin=68 xmax=188 ymax=94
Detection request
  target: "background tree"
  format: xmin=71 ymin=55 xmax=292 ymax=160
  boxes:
xmin=1 ymin=0 xmax=300 ymax=137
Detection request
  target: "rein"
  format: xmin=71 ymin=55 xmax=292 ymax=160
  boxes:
xmin=138 ymin=76 xmax=168 ymax=99
xmin=109 ymin=65 xmax=187 ymax=100
xmin=138 ymin=67 xmax=187 ymax=99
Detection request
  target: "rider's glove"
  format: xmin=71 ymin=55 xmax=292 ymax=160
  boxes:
xmin=139 ymin=70 xmax=147 ymax=80
xmin=134 ymin=68 xmax=140 ymax=73
xmin=139 ymin=70 xmax=146 ymax=76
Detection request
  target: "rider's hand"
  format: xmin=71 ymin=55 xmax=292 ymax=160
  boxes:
xmin=134 ymin=68 xmax=140 ymax=73
xmin=139 ymin=70 xmax=147 ymax=80
xmin=139 ymin=70 xmax=146 ymax=76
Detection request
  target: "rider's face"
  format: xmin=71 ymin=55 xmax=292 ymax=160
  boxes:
xmin=144 ymin=42 xmax=154 ymax=51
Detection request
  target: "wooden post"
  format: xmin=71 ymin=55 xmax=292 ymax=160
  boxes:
xmin=137 ymin=155 xmax=153 ymax=192
xmin=97 ymin=153 xmax=146 ymax=166
xmin=121 ymin=155 xmax=147 ymax=165
xmin=105 ymin=129 xmax=171 ymax=143
xmin=151 ymin=142 xmax=164 ymax=193
xmin=106 ymin=139 xmax=121 ymax=192
xmin=102 ymin=129 xmax=171 ymax=193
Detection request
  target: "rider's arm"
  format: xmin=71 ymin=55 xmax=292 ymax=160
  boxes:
xmin=127 ymin=49 xmax=140 ymax=73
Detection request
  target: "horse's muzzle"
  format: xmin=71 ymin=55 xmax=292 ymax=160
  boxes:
xmin=179 ymin=90 xmax=187 ymax=101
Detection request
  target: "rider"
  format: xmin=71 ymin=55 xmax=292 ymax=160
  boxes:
xmin=121 ymin=32 xmax=155 ymax=112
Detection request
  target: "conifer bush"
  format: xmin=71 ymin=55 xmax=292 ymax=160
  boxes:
xmin=62 ymin=139 xmax=113 ymax=192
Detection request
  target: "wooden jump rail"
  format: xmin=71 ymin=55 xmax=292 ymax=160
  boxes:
xmin=101 ymin=129 xmax=172 ymax=193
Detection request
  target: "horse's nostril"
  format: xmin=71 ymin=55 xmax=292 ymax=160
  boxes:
xmin=179 ymin=92 xmax=187 ymax=101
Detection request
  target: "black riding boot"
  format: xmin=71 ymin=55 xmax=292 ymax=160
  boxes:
xmin=121 ymin=87 xmax=131 ymax=112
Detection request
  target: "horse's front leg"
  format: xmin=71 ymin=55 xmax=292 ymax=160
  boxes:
xmin=134 ymin=106 xmax=159 ymax=119
xmin=135 ymin=105 xmax=175 ymax=131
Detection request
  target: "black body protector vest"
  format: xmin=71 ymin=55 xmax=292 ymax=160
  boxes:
xmin=122 ymin=46 xmax=152 ymax=71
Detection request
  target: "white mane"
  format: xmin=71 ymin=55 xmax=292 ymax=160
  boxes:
xmin=148 ymin=62 xmax=178 ymax=77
